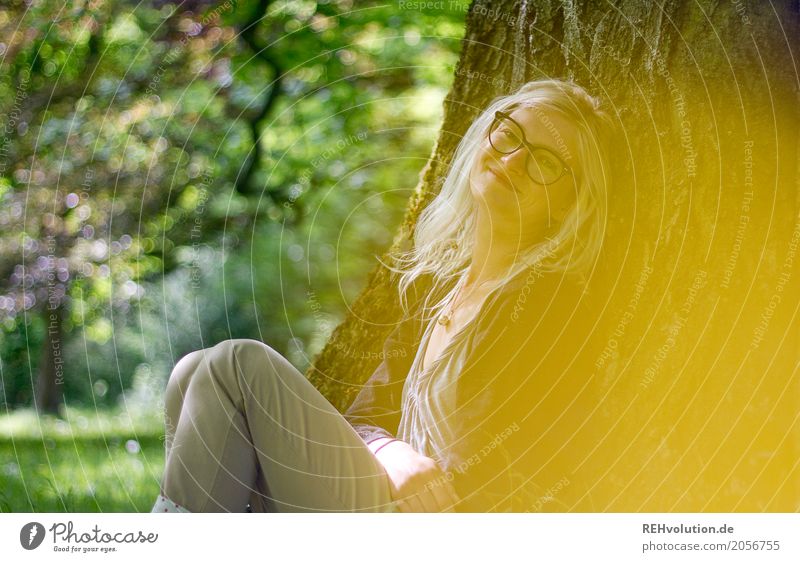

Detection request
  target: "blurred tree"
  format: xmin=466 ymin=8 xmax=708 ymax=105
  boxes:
xmin=309 ymin=0 xmax=800 ymax=511
xmin=0 ymin=0 xmax=248 ymax=412
xmin=0 ymin=0 xmax=465 ymax=411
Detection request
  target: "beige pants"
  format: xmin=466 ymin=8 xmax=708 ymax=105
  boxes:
xmin=159 ymin=339 xmax=397 ymax=512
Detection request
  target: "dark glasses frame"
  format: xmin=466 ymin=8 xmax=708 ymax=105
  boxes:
xmin=488 ymin=110 xmax=574 ymax=186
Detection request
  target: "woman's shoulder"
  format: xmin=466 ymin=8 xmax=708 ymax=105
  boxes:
xmin=486 ymin=267 xmax=595 ymax=327
xmin=459 ymin=268 xmax=602 ymax=381
xmin=456 ymin=268 xmax=603 ymax=414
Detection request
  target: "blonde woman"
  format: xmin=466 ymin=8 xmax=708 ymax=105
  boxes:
xmin=152 ymin=78 xmax=615 ymax=513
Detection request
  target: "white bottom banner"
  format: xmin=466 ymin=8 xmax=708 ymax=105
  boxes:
xmin=1 ymin=513 xmax=797 ymax=561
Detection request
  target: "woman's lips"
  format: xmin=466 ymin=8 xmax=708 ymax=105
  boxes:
xmin=488 ymin=167 xmax=516 ymax=191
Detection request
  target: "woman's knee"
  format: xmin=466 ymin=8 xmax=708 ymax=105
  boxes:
xmin=167 ymin=339 xmax=294 ymax=403
xmin=196 ymin=339 xmax=290 ymax=385
xmin=165 ymin=348 xmax=205 ymax=407
xmin=223 ymin=339 xmax=296 ymax=381
xmin=163 ymin=348 xmax=208 ymax=452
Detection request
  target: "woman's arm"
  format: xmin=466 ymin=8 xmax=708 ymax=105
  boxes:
xmin=370 ymin=437 xmax=460 ymax=512
xmin=342 ymin=356 xmax=406 ymax=443
xmin=343 ymin=301 xmax=423 ymax=443
xmin=444 ymin=273 xmax=603 ymax=511
xmin=347 ymin=383 xmax=462 ymax=513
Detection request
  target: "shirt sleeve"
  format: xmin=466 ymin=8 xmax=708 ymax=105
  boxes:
xmin=342 ymin=312 xmax=420 ymax=445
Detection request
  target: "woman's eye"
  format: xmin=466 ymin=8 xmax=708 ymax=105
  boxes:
xmin=536 ymin=153 xmax=559 ymax=170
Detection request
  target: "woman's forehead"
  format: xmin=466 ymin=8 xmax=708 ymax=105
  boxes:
xmin=507 ymin=105 xmax=579 ymax=163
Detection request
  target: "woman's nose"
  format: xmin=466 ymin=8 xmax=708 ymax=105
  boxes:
xmin=499 ymin=148 xmax=528 ymax=174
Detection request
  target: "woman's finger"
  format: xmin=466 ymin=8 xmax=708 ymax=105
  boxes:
xmin=430 ymin=484 xmax=455 ymax=512
xmin=427 ymin=468 xmax=460 ymax=511
xmin=445 ymin=480 xmax=461 ymax=507
xmin=402 ymin=493 xmax=426 ymax=513
xmin=408 ymin=480 xmax=440 ymax=512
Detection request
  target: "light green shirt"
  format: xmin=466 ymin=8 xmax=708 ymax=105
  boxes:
xmin=395 ymin=307 xmax=479 ymax=471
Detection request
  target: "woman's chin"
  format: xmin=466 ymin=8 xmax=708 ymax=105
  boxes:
xmin=470 ymin=181 xmax=522 ymax=207
xmin=470 ymin=189 xmax=548 ymax=224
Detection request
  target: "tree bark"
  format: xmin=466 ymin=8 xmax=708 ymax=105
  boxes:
xmin=35 ymin=304 xmax=65 ymax=415
xmin=307 ymin=0 xmax=800 ymax=511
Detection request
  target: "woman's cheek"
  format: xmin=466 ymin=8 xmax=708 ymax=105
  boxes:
xmin=479 ymin=144 xmax=496 ymax=165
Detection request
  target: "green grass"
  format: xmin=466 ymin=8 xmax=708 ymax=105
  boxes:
xmin=0 ymin=406 xmax=165 ymax=512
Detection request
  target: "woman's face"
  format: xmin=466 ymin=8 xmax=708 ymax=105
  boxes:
xmin=468 ymin=105 xmax=581 ymax=239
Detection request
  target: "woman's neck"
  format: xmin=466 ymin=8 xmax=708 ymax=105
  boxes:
xmin=465 ymin=210 xmax=546 ymax=288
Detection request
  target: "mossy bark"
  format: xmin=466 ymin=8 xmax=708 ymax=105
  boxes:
xmin=307 ymin=0 xmax=800 ymax=510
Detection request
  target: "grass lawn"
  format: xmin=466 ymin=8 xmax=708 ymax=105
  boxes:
xmin=0 ymin=407 xmax=165 ymax=512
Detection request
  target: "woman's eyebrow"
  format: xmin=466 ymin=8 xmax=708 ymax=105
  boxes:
xmin=525 ymin=133 xmax=564 ymax=156
xmin=505 ymin=113 xmax=573 ymax=159
xmin=526 ymin=126 xmax=576 ymax=161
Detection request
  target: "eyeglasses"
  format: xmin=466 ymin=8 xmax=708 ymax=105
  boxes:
xmin=488 ymin=110 xmax=573 ymax=186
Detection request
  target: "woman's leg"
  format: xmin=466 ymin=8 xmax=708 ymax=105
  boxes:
xmin=163 ymin=349 xmax=204 ymax=455
xmin=159 ymin=338 xmax=396 ymax=513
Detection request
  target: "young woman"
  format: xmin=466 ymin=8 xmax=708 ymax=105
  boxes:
xmin=151 ymin=78 xmax=615 ymax=513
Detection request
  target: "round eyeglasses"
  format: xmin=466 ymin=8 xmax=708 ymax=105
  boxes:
xmin=488 ymin=110 xmax=573 ymax=186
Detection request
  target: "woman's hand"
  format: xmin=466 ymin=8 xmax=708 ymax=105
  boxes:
xmin=369 ymin=437 xmax=460 ymax=512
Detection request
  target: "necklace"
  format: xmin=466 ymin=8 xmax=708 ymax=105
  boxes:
xmin=437 ymin=276 xmax=495 ymax=327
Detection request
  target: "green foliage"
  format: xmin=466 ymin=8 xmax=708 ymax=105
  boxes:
xmin=0 ymin=406 xmax=164 ymax=512
xmin=0 ymin=1 xmax=464 ymax=407
xmin=0 ymin=0 xmax=466 ymax=512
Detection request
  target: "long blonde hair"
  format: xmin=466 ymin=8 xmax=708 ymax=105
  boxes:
xmin=386 ymin=78 xmax=616 ymax=317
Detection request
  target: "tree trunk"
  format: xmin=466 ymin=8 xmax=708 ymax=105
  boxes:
xmin=307 ymin=0 xmax=800 ymax=511
xmin=35 ymin=304 xmax=65 ymax=415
